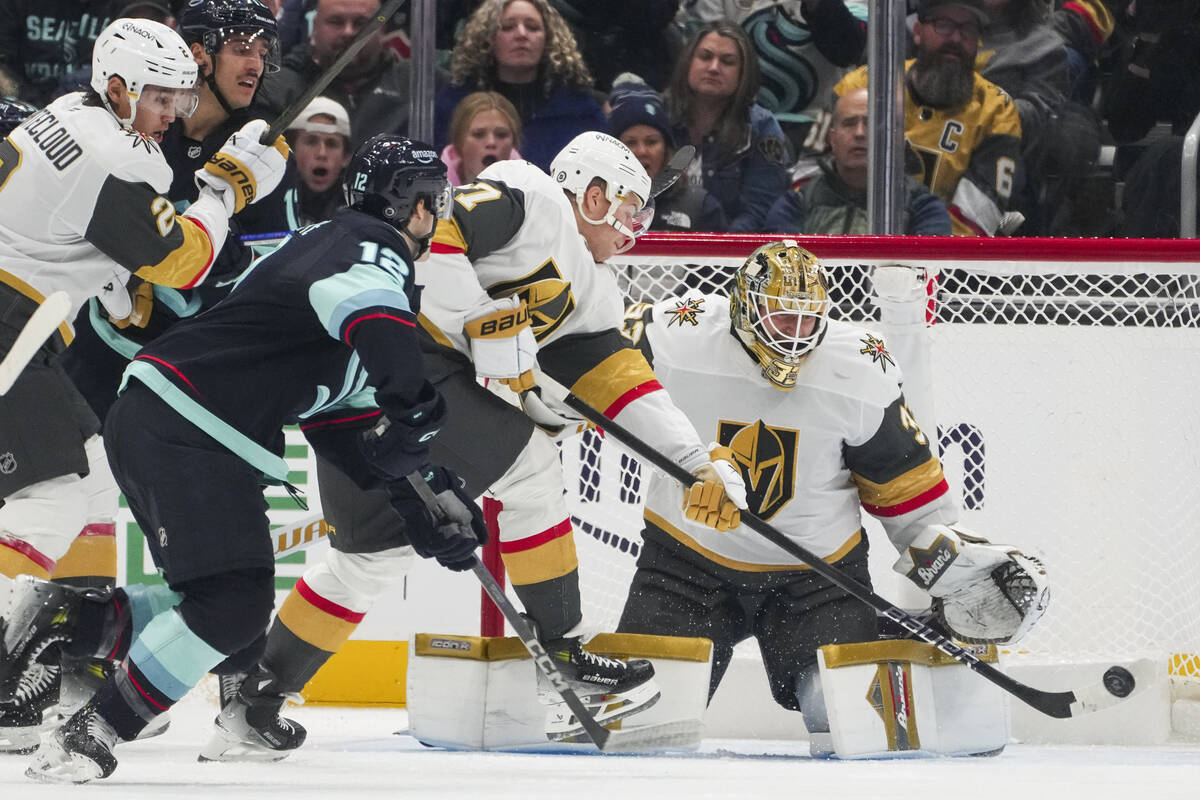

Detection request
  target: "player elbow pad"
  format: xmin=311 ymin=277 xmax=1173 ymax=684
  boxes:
xmin=359 ymin=383 xmax=447 ymax=481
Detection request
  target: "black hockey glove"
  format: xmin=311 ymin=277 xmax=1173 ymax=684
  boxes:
xmin=388 ymin=466 xmax=488 ymax=572
xmin=359 ymin=383 xmax=447 ymax=481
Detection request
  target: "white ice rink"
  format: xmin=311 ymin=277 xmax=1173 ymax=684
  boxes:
xmin=3 ymin=683 xmax=1198 ymax=800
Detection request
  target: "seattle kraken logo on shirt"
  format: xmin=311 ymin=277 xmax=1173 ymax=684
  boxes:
xmin=717 ymin=419 xmax=798 ymax=520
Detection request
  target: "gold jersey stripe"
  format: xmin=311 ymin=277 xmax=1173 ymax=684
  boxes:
xmin=417 ymin=312 xmax=456 ymax=349
xmin=431 ymin=217 xmax=468 ymax=251
xmin=570 ymin=348 xmax=658 ymax=413
xmin=852 ymin=456 xmax=945 ymax=510
xmin=51 ymin=533 xmax=117 ymax=582
xmin=500 ymin=534 xmax=579 ymax=585
xmin=646 ymin=509 xmax=862 ymax=572
xmin=0 ymin=268 xmax=74 ymax=345
xmin=276 ymin=586 xmax=361 ymax=654
xmin=133 ymin=217 xmax=212 ymax=289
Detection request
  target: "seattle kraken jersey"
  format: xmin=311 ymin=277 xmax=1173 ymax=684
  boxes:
xmin=0 ymin=93 xmax=215 ymax=341
xmin=421 ymin=158 xmax=709 ymax=474
xmin=124 ymin=208 xmax=427 ymax=478
xmin=623 ymin=294 xmax=957 ymax=569
xmin=836 ymin=62 xmax=1023 ymax=236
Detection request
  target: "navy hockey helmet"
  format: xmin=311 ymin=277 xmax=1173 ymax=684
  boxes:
xmin=0 ymin=96 xmax=37 ymax=137
xmin=179 ymin=0 xmax=281 ymax=74
xmin=344 ymin=134 xmax=452 ymax=254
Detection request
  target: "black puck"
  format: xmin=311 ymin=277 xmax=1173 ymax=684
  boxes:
xmin=1103 ymin=666 xmax=1135 ymax=698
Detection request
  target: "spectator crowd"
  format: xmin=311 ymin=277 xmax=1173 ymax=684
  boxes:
xmin=1 ymin=0 xmax=1197 ymax=237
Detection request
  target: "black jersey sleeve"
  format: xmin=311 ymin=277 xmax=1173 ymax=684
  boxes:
xmin=431 ymin=179 xmax=526 ymax=260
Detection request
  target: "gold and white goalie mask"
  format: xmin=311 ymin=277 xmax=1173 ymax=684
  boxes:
xmin=730 ymin=239 xmax=831 ymax=389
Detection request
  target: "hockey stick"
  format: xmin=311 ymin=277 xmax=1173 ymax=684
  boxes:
xmin=649 ymin=145 xmax=695 ymax=200
xmin=0 ymin=291 xmax=71 ymax=396
xmin=258 ymin=0 xmax=406 ymax=144
xmin=541 ymin=377 xmax=1149 ymax=720
xmin=403 ymin=471 xmax=701 ymax=753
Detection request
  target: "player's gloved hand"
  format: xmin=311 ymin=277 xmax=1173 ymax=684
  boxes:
xmin=893 ymin=524 xmax=1050 ymax=645
xmin=388 ymin=466 xmax=488 ymax=571
xmin=519 ymin=386 xmax=588 ymax=441
xmin=465 ymin=297 xmax=537 ymax=392
xmin=196 ymin=119 xmax=291 ymax=215
xmin=109 ymin=279 xmax=154 ymax=329
xmin=683 ymin=444 xmax=747 ymax=532
xmin=359 ymin=383 xmax=446 ymax=480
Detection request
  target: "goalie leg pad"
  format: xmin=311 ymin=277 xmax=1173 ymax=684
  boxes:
xmin=816 ymin=639 xmax=1009 ymax=759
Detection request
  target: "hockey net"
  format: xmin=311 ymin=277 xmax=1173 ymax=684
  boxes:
xmin=556 ymin=233 xmax=1200 ymax=699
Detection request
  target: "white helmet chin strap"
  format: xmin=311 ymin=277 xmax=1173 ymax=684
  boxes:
xmin=102 ymin=90 xmax=138 ymax=130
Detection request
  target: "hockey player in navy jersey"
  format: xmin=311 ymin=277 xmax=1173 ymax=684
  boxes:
xmin=0 ymin=15 xmax=288 ymax=753
xmin=2 ymin=135 xmax=484 ymax=784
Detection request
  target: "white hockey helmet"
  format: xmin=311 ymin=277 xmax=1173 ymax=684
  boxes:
xmin=550 ymin=131 xmax=655 ymax=252
xmin=91 ymin=18 xmax=201 ymax=127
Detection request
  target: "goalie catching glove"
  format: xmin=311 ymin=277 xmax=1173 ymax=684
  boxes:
xmin=196 ymin=119 xmax=291 ymax=215
xmin=893 ymin=524 xmax=1050 ymax=644
xmin=465 ymin=297 xmax=537 ymax=392
xmin=682 ymin=444 xmax=748 ymax=532
xmin=387 ymin=466 xmax=488 ymax=572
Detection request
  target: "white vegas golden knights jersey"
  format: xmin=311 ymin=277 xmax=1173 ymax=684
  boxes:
xmin=421 ymin=158 xmax=709 ymax=474
xmin=0 ymin=93 xmax=216 ymax=341
xmin=624 ymin=293 xmax=958 ymax=570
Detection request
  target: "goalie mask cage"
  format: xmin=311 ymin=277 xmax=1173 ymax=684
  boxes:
xmin=482 ymin=233 xmax=1200 ymax=743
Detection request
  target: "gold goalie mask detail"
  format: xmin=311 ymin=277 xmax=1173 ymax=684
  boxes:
xmin=729 ymin=240 xmax=831 ymax=389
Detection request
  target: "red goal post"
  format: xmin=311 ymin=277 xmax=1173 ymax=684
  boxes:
xmin=480 ymin=233 xmax=1200 ymax=713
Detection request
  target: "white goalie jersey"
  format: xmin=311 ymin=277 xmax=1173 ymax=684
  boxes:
xmin=624 ymin=293 xmax=958 ymax=569
xmin=0 ymin=92 xmax=219 ymax=338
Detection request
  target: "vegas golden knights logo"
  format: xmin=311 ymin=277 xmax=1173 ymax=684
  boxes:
xmin=718 ymin=419 xmax=798 ymax=520
xmin=487 ymin=259 xmax=576 ymax=342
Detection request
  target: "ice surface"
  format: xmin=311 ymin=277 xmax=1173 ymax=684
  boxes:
xmin=2 ymin=681 xmax=1197 ymax=800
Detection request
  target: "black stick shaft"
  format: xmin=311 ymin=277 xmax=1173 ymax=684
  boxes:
xmin=259 ymin=0 xmax=406 ymax=144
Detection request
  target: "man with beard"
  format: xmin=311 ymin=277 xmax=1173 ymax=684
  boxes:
xmin=835 ymin=0 xmax=1024 ymax=236
xmin=258 ymin=0 xmax=446 ymax=150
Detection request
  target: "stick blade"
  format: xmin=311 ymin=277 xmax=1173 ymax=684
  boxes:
xmin=1067 ymin=660 xmax=1157 ymax=717
xmin=598 ymin=718 xmax=703 ymax=754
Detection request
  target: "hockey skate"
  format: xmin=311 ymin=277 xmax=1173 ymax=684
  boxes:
xmin=25 ymin=700 xmax=120 ymax=783
xmin=537 ymin=636 xmax=661 ymax=741
xmin=198 ymin=667 xmax=306 ymax=762
xmin=0 ymin=637 xmax=60 ymax=754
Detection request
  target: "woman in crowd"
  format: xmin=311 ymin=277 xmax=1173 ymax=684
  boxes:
xmin=441 ymin=91 xmax=522 ymax=186
xmin=434 ymin=0 xmax=604 ymax=171
xmin=665 ymin=20 xmax=790 ymax=233
xmin=608 ymin=75 xmax=726 ymax=233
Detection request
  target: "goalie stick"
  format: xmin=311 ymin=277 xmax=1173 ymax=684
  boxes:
xmin=539 ymin=376 xmax=1148 ymax=720
xmin=403 ymin=471 xmax=702 ymax=753
xmin=258 ymin=0 xmax=406 ymax=144
xmin=0 ymin=291 xmax=71 ymax=396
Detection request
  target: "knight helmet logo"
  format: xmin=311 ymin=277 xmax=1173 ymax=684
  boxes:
xmin=718 ymin=419 xmax=798 ymax=520
xmin=486 ymin=260 xmax=575 ymax=342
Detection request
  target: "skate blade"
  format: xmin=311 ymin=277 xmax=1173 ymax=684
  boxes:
xmin=25 ymin=741 xmax=105 ymax=784
xmin=546 ymin=687 xmax=662 ymax=741
xmin=197 ymin=732 xmax=293 ymax=763
xmin=596 ymin=717 xmax=704 ymax=754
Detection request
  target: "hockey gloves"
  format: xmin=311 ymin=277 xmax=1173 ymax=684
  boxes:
xmin=388 ymin=467 xmax=488 ymax=571
xmin=359 ymin=383 xmax=447 ymax=481
xmin=196 ymin=119 xmax=291 ymax=215
xmin=465 ymin=297 xmax=537 ymax=392
xmin=893 ymin=524 xmax=1050 ymax=645
xmin=683 ymin=445 xmax=748 ymax=532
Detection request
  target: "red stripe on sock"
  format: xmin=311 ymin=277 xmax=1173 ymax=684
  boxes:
xmin=295 ymin=577 xmax=366 ymax=623
xmin=499 ymin=519 xmax=572 ymax=553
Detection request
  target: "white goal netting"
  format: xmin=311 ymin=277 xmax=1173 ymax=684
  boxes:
xmin=562 ymin=236 xmax=1200 ymax=691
